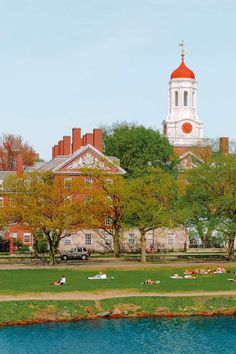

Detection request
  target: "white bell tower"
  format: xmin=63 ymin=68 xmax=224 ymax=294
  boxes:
xmin=163 ymin=42 xmax=203 ymax=146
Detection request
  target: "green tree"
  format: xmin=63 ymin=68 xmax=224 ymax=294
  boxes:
xmin=83 ymin=173 xmax=126 ymax=258
xmin=184 ymin=155 xmax=236 ymax=260
xmin=102 ymin=122 xmax=177 ymax=177
xmin=2 ymin=172 xmax=86 ymax=264
xmin=124 ymin=168 xmax=177 ymax=262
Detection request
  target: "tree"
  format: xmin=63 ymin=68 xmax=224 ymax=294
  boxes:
xmin=2 ymin=172 xmax=86 ymax=264
xmin=0 ymin=134 xmax=38 ymax=170
xmin=124 ymin=168 xmax=177 ymax=262
xmin=184 ymin=155 xmax=236 ymax=260
xmin=102 ymin=122 xmax=177 ymax=177
xmin=82 ymin=172 xmax=126 ymax=257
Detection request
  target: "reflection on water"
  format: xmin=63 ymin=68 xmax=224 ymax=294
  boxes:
xmin=0 ymin=316 xmax=236 ymax=354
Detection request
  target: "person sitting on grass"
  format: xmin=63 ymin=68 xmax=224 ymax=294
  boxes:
xmin=50 ymin=275 xmax=67 ymax=286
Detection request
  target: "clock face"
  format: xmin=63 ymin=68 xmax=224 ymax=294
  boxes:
xmin=182 ymin=122 xmax=193 ymax=134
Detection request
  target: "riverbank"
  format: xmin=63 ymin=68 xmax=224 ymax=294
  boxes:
xmin=1 ymin=296 xmax=236 ymax=327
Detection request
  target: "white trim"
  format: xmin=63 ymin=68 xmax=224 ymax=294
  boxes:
xmin=53 ymin=145 xmax=126 ymax=175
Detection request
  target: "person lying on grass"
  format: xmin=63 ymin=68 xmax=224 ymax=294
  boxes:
xmin=88 ymin=272 xmax=114 ymax=280
xmin=142 ymin=279 xmax=160 ymax=285
xmin=50 ymin=275 xmax=67 ymax=286
xmin=170 ymin=274 xmax=183 ymax=279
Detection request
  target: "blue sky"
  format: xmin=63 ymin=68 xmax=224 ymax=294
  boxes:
xmin=0 ymin=0 xmax=235 ymax=160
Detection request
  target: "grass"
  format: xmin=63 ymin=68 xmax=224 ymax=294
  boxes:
xmin=0 ymin=266 xmax=236 ymax=294
xmin=1 ymin=296 xmax=236 ymax=324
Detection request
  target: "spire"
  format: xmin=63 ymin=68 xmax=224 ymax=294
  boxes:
xmin=170 ymin=41 xmax=195 ymax=79
xmin=179 ymin=40 xmax=185 ymax=62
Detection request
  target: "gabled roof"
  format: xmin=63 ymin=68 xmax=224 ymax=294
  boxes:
xmin=38 ymin=145 xmax=126 ymax=175
xmin=179 ymin=151 xmax=204 ymax=170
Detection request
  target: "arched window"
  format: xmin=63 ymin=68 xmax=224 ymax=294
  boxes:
xmin=175 ymin=91 xmax=178 ymax=106
xmin=184 ymin=91 xmax=188 ymax=106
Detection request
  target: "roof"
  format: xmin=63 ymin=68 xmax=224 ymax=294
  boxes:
xmin=171 ymin=56 xmax=195 ymax=80
xmin=38 ymin=145 xmax=126 ymax=175
xmin=0 ymin=171 xmax=16 ymax=180
xmin=36 ymin=156 xmax=68 ymax=171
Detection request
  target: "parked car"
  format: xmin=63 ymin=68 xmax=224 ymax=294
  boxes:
xmin=60 ymin=247 xmax=90 ymax=261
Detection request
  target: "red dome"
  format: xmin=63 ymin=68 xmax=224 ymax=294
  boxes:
xmin=171 ymin=57 xmax=195 ymax=79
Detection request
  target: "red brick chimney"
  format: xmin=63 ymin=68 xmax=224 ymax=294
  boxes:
xmin=63 ymin=136 xmax=71 ymax=155
xmin=93 ymin=128 xmax=102 ymax=152
xmin=72 ymin=128 xmax=82 ymax=153
xmin=54 ymin=145 xmax=59 ymax=158
xmin=219 ymin=137 xmax=229 ymax=155
xmin=16 ymin=154 xmax=23 ymax=178
xmin=84 ymin=133 xmax=93 ymax=146
xmin=58 ymin=140 xmax=64 ymax=155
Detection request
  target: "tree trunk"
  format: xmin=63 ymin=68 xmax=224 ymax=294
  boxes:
xmin=228 ymin=236 xmax=235 ymax=261
xmin=33 ymin=237 xmax=39 ymax=259
xmin=113 ymin=235 xmax=120 ymax=258
xmin=140 ymin=231 xmax=146 ymax=263
xmin=49 ymin=247 xmax=56 ymax=265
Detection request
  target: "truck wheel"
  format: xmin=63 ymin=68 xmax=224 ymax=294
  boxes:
xmin=61 ymin=255 xmax=68 ymax=261
xmin=81 ymin=254 xmax=87 ymax=260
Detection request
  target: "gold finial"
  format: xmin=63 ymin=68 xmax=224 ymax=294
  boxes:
xmin=179 ymin=40 xmax=184 ymax=61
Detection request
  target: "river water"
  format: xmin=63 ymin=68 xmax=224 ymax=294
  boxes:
xmin=0 ymin=316 xmax=235 ymax=354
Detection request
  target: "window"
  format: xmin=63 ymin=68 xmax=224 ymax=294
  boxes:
xmin=0 ymin=180 xmax=3 ymax=190
xmin=175 ymin=91 xmax=178 ymax=106
xmin=64 ymin=236 xmax=72 ymax=245
xmin=10 ymin=232 xmax=17 ymax=239
xmin=184 ymin=91 xmax=188 ymax=106
xmin=85 ymin=233 xmax=92 ymax=245
xmin=85 ymin=177 xmax=93 ymax=187
xmin=105 ymin=216 xmax=113 ymax=226
xmin=23 ymin=233 xmax=31 ymax=243
xmin=64 ymin=178 xmax=72 ymax=190
xmin=0 ymin=198 xmax=3 ymax=208
xmin=64 ymin=196 xmax=72 ymax=206
xmin=128 ymin=233 xmax=135 ymax=245
xmin=167 ymin=233 xmax=174 ymax=245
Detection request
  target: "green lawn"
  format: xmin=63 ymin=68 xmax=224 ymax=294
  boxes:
xmin=0 ymin=267 xmax=236 ymax=294
xmin=1 ymin=296 xmax=236 ymax=324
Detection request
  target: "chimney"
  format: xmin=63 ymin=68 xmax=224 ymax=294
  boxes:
xmin=93 ymin=128 xmax=103 ymax=152
xmin=16 ymin=154 xmax=23 ymax=178
xmin=84 ymin=133 xmax=93 ymax=146
xmin=219 ymin=137 xmax=229 ymax=155
xmin=52 ymin=146 xmax=55 ymax=159
xmin=63 ymin=136 xmax=71 ymax=155
xmin=72 ymin=128 xmax=82 ymax=153
xmin=54 ymin=145 xmax=59 ymax=158
xmin=58 ymin=140 xmax=64 ymax=155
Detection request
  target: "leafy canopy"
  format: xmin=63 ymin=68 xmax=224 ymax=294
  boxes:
xmin=102 ymin=122 xmax=177 ymax=177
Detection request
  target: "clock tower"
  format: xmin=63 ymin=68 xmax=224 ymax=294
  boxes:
xmin=163 ymin=42 xmax=203 ymax=146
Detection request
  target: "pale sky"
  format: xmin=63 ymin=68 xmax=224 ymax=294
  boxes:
xmin=0 ymin=0 xmax=235 ymax=160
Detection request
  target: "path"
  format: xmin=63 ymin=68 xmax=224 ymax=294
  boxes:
xmin=0 ymin=260 xmax=235 ymax=270
xmin=1 ymin=290 xmax=236 ymax=301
